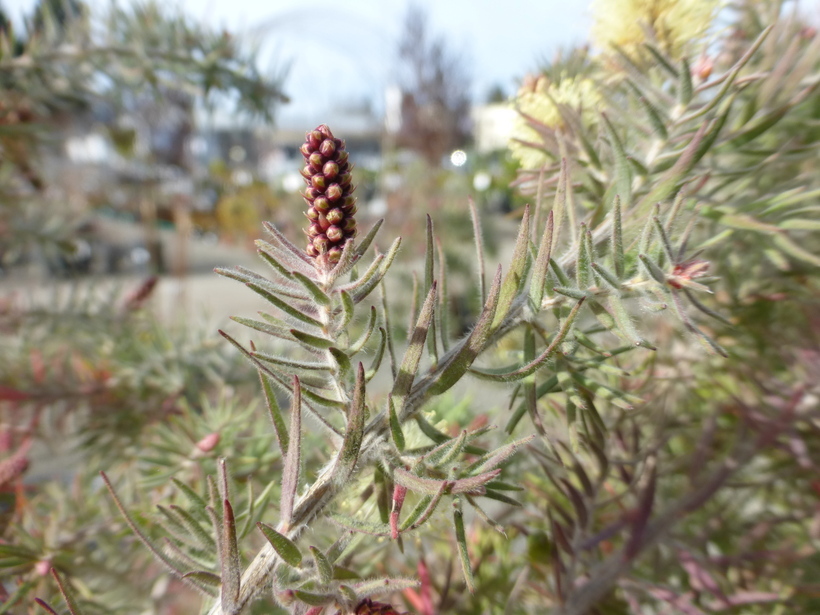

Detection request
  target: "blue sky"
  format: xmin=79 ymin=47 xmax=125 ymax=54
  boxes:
xmin=9 ymin=0 xmax=593 ymax=124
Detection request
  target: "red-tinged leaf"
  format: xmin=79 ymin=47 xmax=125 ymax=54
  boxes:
xmin=220 ymin=498 xmax=240 ymax=612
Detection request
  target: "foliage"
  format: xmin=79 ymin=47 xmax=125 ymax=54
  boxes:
xmin=3 ymin=0 xmax=820 ymax=614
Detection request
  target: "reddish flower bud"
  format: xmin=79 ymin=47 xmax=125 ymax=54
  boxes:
xmin=326 ymin=184 xmax=343 ymax=201
xmin=319 ymin=139 xmax=337 ymax=157
xmin=326 ymin=208 xmax=344 ymax=225
xmin=196 ymin=432 xmax=221 ymax=453
xmin=326 ymin=225 xmax=344 ymax=242
xmin=313 ymin=196 xmax=331 ymax=212
xmin=299 ymin=125 xmax=358 ymax=268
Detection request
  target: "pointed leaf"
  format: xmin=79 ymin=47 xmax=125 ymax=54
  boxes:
xmin=257 ymin=523 xmax=302 ymax=567
xmin=391 ymin=283 xmax=437 ymax=412
xmin=387 ymin=397 xmax=405 ymax=452
xmin=310 ymin=547 xmax=333 ymax=586
xmin=246 ymin=282 xmax=323 ymax=328
xmin=220 ymin=499 xmax=241 ymax=612
xmin=492 ymin=205 xmax=530 ymax=328
xmin=530 ymin=210 xmax=554 ymax=308
xmin=453 ymin=501 xmax=475 ymax=593
xmin=469 ymin=198 xmax=487 ymax=303
xmin=469 ymin=299 xmax=585 ymax=382
xmin=428 ymin=266 xmax=502 ymax=395
xmin=281 ymin=377 xmax=302 ymax=529
xmin=334 ymin=364 xmax=366 ymax=483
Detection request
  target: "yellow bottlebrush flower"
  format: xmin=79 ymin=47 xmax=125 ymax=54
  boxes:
xmin=509 ymin=74 xmax=600 ymax=169
xmin=591 ymin=0 xmax=720 ymax=61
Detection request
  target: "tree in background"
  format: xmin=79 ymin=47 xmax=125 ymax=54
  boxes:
xmin=393 ymin=3 xmax=472 ymax=165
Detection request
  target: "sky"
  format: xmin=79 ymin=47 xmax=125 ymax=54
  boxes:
xmin=8 ymin=0 xmax=594 ymax=125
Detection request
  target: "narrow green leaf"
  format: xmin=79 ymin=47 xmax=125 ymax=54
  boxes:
xmin=638 ymin=253 xmax=667 ymax=284
xmin=246 ymin=282 xmax=323 ymax=328
xmin=348 ymin=305 xmax=376 ymax=354
xmin=329 ymin=348 xmax=352 ymax=382
xmin=254 ymin=352 xmax=331 ymax=372
xmin=350 ymin=578 xmax=420 ymax=600
xmin=290 ymin=329 xmax=334 ymax=350
xmin=550 ymin=258 xmax=571 ymax=287
xmin=453 ymin=501 xmax=475 ymax=593
xmin=181 ymin=571 xmax=221 ymax=588
xmin=388 ymin=397 xmax=405 ymax=452
xmin=552 ymin=286 xmax=588 ymax=301
xmin=263 ymin=220 xmax=314 ymax=267
xmin=257 ymin=523 xmax=302 ymax=567
xmin=334 ymin=364 xmax=366 ymax=483
xmin=602 ymin=114 xmax=632 ymax=208
xmin=772 ymin=233 xmax=820 ymax=267
xmin=611 ymin=195 xmax=625 ymax=278
xmin=437 ymin=238 xmax=450 ymax=351
xmin=366 ymin=327 xmax=387 ymax=381
xmin=472 ymin=435 xmax=536 ymax=474
xmin=230 ymin=315 xmax=290 ymax=340
xmin=678 ymin=56 xmax=693 ymax=105
xmin=255 ymin=240 xmax=295 ymax=278
xmin=469 ymin=198 xmax=487 ymax=303
xmin=492 ymin=206 xmax=530 ymax=328
xmin=215 ymin=266 xmax=306 ymax=301
xmin=628 ymin=84 xmax=669 ymax=140
xmin=391 ymin=283 xmax=437 ymax=412
xmin=469 ymin=299 xmax=585 ymax=382
xmin=425 ymin=215 xmax=439 ymax=366
xmin=310 ymin=547 xmax=333 ymax=586
xmin=643 ymin=42 xmax=679 ymax=77
xmin=281 ymin=377 xmax=302 ymax=529
xmin=168 ymin=505 xmax=216 ymax=549
xmin=552 ymin=158 xmax=569 ymax=245
xmin=609 ymin=294 xmax=655 ymax=349
xmin=529 ymin=211 xmax=554 ymax=308
xmin=426 ymin=430 xmax=468 ymax=467
xmin=428 ymin=266 xmax=502 ymax=396
xmin=352 ymin=238 xmax=402 ymax=304
xmin=171 ymin=478 xmax=208 ymax=516
xmin=338 ymin=290 xmax=355 ymax=332
xmin=591 ymin=262 xmax=621 ymax=290
xmin=328 ymin=514 xmax=390 ymax=536
xmin=400 ymin=481 xmax=448 ymax=532
xmin=293 ymin=590 xmax=334 ymax=606
xmin=291 ymin=271 xmax=330 ymax=306
xmin=653 ymin=217 xmax=677 ymax=266
xmin=338 ymin=253 xmax=384 ymax=294
xmin=576 ymin=223 xmax=592 ymax=289
xmin=354 ymin=219 xmax=384 ymax=257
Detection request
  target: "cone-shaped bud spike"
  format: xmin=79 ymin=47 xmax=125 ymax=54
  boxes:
xmin=300 ymin=125 xmax=357 ymax=269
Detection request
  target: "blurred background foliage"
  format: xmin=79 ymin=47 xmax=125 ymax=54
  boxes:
xmin=1 ymin=0 xmax=819 ymax=613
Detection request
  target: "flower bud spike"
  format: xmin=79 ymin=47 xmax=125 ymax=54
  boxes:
xmin=299 ymin=125 xmax=358 ymax=271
